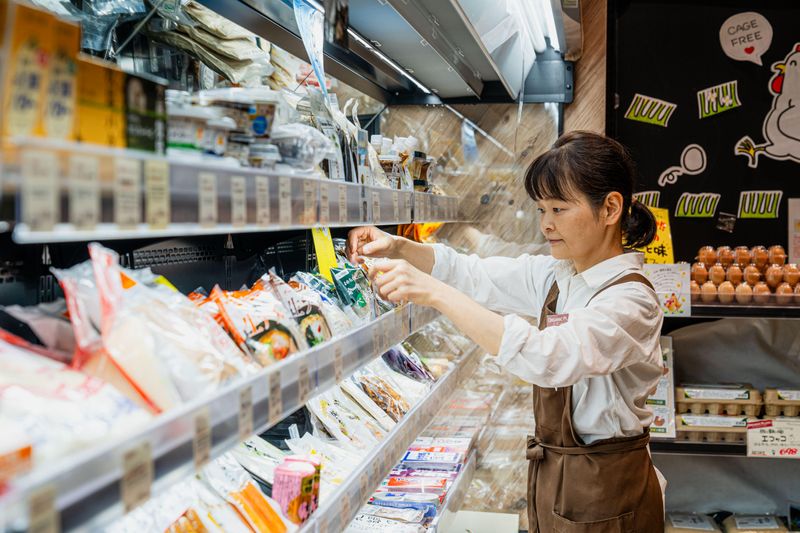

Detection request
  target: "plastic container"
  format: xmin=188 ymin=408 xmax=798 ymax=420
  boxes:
xmin=202 ymin=116 xmax=236 ymax=156
xmin=200 ymin=88 xmax=255 ymax=132
xmin=167 ymin=102 xmax=215 ymax=155
xmin=379 ymin=155 xmax=402 ymax=189
xmin=247 ymin=87 xmax=281 ymax=139
xmin=270 ymin=123 xmax=333 ymax=169
xmin=249 ymin=143 xmax=281 ymax=169
xmin=227 ymin=133 xmax=254 ymax=166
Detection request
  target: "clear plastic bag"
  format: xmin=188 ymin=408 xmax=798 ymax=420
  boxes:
xmin=270 ymin=123 xmax=334 ymax=169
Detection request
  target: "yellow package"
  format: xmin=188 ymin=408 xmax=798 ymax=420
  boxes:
xmin=40 ymin=16 xmax=79 ymax=139
xmin=74 ymin=56 xmax=126 ymax=147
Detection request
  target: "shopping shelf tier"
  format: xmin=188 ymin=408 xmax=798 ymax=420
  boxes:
xmin=428 ymin=450 xmax=479 ymax=533
xmin=0 ymin=304 xmax=444 ymax=532
xmin=1 ymin=138 xmax=462 ymax=244
xmin=683 ymin=303 xmax=800 ymax=319
xmin=650 ymin=439 xmax=747 ymax=456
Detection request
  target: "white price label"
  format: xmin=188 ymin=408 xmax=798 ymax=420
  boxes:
xmin=279 ymin=177 xmax=292 ymax=226
xmin=668 ymin=514 xmax=716 ymax=531
xmin=28 ymin=485 xmax=59 ymax=533
xmin=747 ymin=418 xmax=800 ymax=458
xmin=392 ymin=192 xmax=400 ymax=221
xmin=401 ymin=306 xmax=411 ymax=338
xmin=198 ymin=172 xmax=218 ymax=227
xmin=144 ymin=160 xmax=170 ymax=229
xmin=372 ymin=326 xmax=382 ymax=354
xmin=298 ymin=360 xmax=311 ymax=404
xmin=68 ymin=155 xmax=100 ymax=230
xmin=121 ymin=442 xmax=153 ymax=512
xmin=338 ymin=184 xmax=348 ymax=224
xmin=269 ymin=371 xmax=283 ymax=425
xmin=372 ymin=191 xmax=381 ymax=223
xmin=255 ymin=176 xmax=270 ymax=226
xmin=320 ymin=183 xmax=330 ymax=224
xmin=114 ymin=158 xmax=141 ymax=228
xmin=303 ymin=180 xmax=316 ymax=224
xmin=22 ymin=150 xmax=59 ymax=231
xmin=359 ymin=473 xmax=369 ymax=499
xmin=427 ymin=196 xmax=434 ymax=221
xmin=238 ymin=386 xmax=253 ymax=441
xmin=334 ymin=344 xmax=344 ymax=383
xmin=340 ymin=496 xmax=352 ymax=527
xmin=231 ymin=176 xmax=247 ymax=227
xmin=193 ymin=408 xmax=212 ymax=470
xmin=405 ymin=194 xmax=412 ymax=221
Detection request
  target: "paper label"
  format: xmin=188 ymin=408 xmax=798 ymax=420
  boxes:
xmin=238 ymin=386 xmax=253 ymax=441
xmin=359 ymin=472 xmax=370 ymax=499
xmin=734 ymin=516 xmax=782 ymax=529
xmin=28 ymin=485 xmax=59 ymax=533
xmin=144 ymin=160 xmax=170 ymax=228
xmin=683 ymin=387 xmax=750 ymax=400
xmin=372 ymin=191 xmax=381 ymax=223
xmin=193 ymin=408 xmax=212 ymax=470
xmin=392 ymin=192 xmax=400 ymax=221
xmin=320 ymin=183 xmax=330 ymax=225
xmin=373 ymin=326 xmax=382 ymax=354
xmin=68 ymin=155 xmax=100 ymax=230
xmin=339 ymin=184 xmax=348 ymax=224
xmin=668 ymin=514 xmax=715 ymax=531
xmin=256 ymin=176 xmax=270 ymax=226
xmin=341 ymin=495 xmax=352 ymax=526
xmin=777 ymin=389 xmax=800 ymax=401
xmin=231 ymin=176 xmax=247 ymax=227
xmin=426 ymin=196 xmax=433 ymax=221
xmin=198 ymin=172 xmax=218 ymax=227
xmin=312 ymin=227 xmax=337 ymax=283
xmin=114 ymin=158 xmax=141 ymax=228
xmin=121 ymin=442 xmax=153 ymax=512
xmin=298 ymin=359 xmax=311 ymax=404
xmin=303 ymin=180 xmax=316 ymax=224
xmin=680 ymin=415 xmax=748 ymax=427
xmin=279 ymin=177 xmax=292 ymax=226
xmin=334 ymin=344 xmax=344 ymax=383
xmin=546 ymin=313 xmax=569 ymax=327
xmin=22 ymin=150 xmax=59 ymax=231
xmin=269 ymin=371 xmax=282 ymax=425
xmin=747 ymin=418 xmax=800 ymax=458
xmin=643 ymin=263 xmax=691 ymax=317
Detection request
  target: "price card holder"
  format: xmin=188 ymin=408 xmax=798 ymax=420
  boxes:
xmin=392 ymin=192 xmax=399 ymax=221
xmin=268 ymin=371 xmax=283 ymax=425
xmin=320 ymin=182 xmax=330 ymax=225
xmin=238 ymin=386 xmax=253 ymax=441
xmin=426 ymin=195 xmax=434 ymax=222
xmin=298 ymin=359 xmax=311 ymax=405
xmin=255 ymin=176 xmax=270 ymax=226
xmin=193 ymin=407 xmax=212 ymax=470
xmin=144 ymin=160 xmax=170 ymax=229
xmin=747 ymin=418 xmax=800 ymax=458
xmin=28 ymin=485 xmax=59 ymax=533
xmin=114 ymin=158 xmax=141 ymax=229
xmin=372 ymin=327 xmax=381 ymax=355
xmin=303 ymin=180 xmax=317 ymax=224
xmin=338 ymin=184 xmax=348 ymax=224
xmin=68 ymin=155 xmax=100 ymax=230
xmin=340 ymin=495 xmax=352 ymax=528
xmin=279 ymin=176 xmax=292 ymax=226
xmin=371 ymin=190 xmax=381 ymax=223
xmin=198 ymin=172 xmax=218 ymax=227
xmin=404 ymin=193 xmax=412 ymax=221
xmin=334 ymin=344 xmax=344 ymax=383
xmin=401 ymin=305 xmax=411 ymax=338
xmin=121 ymin=442 xmax=153 ymax=513
xmin=21 ymin=150 xmax=59 ymax=231
xmin=359 ymin=472 xmax=370 ymax=500
xmin=231 ymin=176 xmax=247 ymax=227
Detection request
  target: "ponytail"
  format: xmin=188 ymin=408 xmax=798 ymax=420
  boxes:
xmin=623 ymin=200 xmax=657 ymax=249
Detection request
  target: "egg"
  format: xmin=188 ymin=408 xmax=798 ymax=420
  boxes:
xmin=752 ymin=246 xmax=769 ymax=269
xmin=753 ymin=282 xmax=771 ymax=304
xmin=726 ymin=264 xmax=743 ymax=286
xmin=734 ymin=246 xmax=752 ymax=266
xmin=698 ymin=246 xmax=717 ymax=268
xmin=784 ymin=264 xmax=800 ymax=287
xmin=717 ymin=246 xmax=735 ymax=268
xmin=690 ymin=280 xmax=701 ymax=302
xmin=735 ymin=282 xmax=753 ymax=304
xmin=775 ymin=282 xmax=794 ymax=305
xmin=765 ymin=264 xmax=784 ymax=290
xmin=709 ymin=263 xmax=726 ymax=286
xmin=718 ymin=281 xmax=735 ymax=304
xmin=744 ymin=265 xmax=761 ymax=286
xmin=691 ymin=262 xmax=709 ymax=284
xmin=701 ymin=281 xmax=717 ymax=303
xmin=768 ymin=245 xmax=787 ymax=266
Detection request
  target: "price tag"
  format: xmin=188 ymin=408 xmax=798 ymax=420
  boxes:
xmin=372 ymin=326 xmax=382 ymax=354
xmin=28 ymin=485 xmax=59 ymax=533
xmin=426 ymin=195 xmax=434 ymax=221
xmin=405 ymin=194 xmax=412 ymax=221
xmin=372 ymin=191 xmax=381 ymax=223
xmin=68 ymin=155 xmax=100 ymax=230
xmin=238 ymin=386 xmax=253 ymax=441
xmin=114 ymin=158 xmax=141 ymax=229
xmin=231 ymin=176 xmax=247 ymax=227
xmin=198 ymin=172 xmax=218 ymax=227
xmin=401 ymin=306 xmax=411 ymax=338
xmin=279 ymin=177 xmax=292 ymax=226
xmin=21 ymin=150 xmax=59 ymax=231
xmin=298 ymin=359 xmax=311 ymax=404
xmin=144 ymin=159 xmax=170 ymax=229
xmin=334 ymin=344 xmax=344 ymax=383
xmin=392 ymin=192 xmax=400 ymax=221
xmin=268 ymin=371 xmax=283 ymax=425
xmin=747 ymin=418 xmax=800 ymax=458
xmin=340 ymin=495 xmax=352 ymax=526
xmin=121 ymin=442 xmax=153 ymax=512
xmin=303 ymin=180 xmax=316 ymax=224
xmin=338 ymin=184 xmax=348 ymax=224
xmin=193 ymin=407 xmax=212 ymax=470
xmin=255 ymin=176 xmax=270 ymax=226
xmin=359 ymin=472 xmax=370 ymax=499
xmin=320 ymin=182 xmax=330 ymax=225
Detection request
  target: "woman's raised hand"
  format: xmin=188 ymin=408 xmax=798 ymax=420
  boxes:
xmin=346 ymin=226 xmax=397 ymax=264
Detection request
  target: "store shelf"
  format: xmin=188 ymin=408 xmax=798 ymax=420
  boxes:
xmin=428 ymin=451 xmax=478 ymax=533
xmin=686 ymin=303 xmax=800 ymax=319
xmin=650 ymin=439 xmax=747 ymax=457
xmin=298 ymin=344 xmax=482 ymax=533
xmin=0 ymin=303 xmax=447 ymax=532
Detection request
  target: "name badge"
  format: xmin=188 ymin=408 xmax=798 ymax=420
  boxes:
xmin=546 ymin=313 xmax=570 ymax=328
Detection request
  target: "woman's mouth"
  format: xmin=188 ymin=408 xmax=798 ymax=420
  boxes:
xmin=549 ymin=239 xmax=564 ymax=246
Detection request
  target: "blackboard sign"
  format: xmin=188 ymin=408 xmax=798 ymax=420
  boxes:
xmin=608 ymin=0 xmax=800 ymax=262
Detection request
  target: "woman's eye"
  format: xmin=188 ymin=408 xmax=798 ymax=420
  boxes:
xmin=552 ymin=208 xmax=563 ymax=213
xmin=536 ymin=207 xmax=545 ymax=214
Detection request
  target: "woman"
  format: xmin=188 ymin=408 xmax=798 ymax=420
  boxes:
xmin=347 ymin=131 xmax=665 ymax=532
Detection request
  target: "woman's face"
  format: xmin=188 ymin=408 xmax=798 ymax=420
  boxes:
xmin=537 ymin=195 xmax=606 ymax=262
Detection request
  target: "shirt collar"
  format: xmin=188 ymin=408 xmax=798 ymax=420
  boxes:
xmin=553 ymin=252 xmax=645 ymax=290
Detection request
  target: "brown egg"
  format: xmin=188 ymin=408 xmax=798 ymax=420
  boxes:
xmin=735 ymin=282 xmax=753 ymax=304
xmin=709 ymin=263 xmax=726 ymax=286
xmin=752 ymin=246 xmax=769 ymax=269
xmin=698 ymin=246 xmax=718 ymax=268
xmin=734 ymin=246 xmax=752 ymax=266
xmin=744 ymin=265 xmax=761 ymax=285
xmin=766 ymin=264 xmax=784 ymax=290
xmin=717 ymin=246 xmax=735 ymax=268
xmin=795 ymin=283 xmax=800 ymax=304
xmin=775 ymin=282 xmax=794 ymax=305
xmin=768 ymin=245 xmax=787 ymax=266
xmin=701 ymin=281 xmax=717 ymax=303
xmin=726 ymin=264 xmax=743 ymax=286
xmin=690 ymin=280 xmax=701 ymax=302
xmin=753 ymin=282 xmax=771 ymax=304
xmin=784 ymin=264 xmax=800 ymax=287
xmin=691 ymin=262 xmax=709 ymax=284
xmin=718 ymin=281 xmax=735 ymax=304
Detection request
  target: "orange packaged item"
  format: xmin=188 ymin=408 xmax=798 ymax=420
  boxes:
xmin=273 ymin=460 xmax=316 ymax=525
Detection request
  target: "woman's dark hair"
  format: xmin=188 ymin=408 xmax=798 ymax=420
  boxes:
xmin=524 ymin=130 xmax=657 ymax=249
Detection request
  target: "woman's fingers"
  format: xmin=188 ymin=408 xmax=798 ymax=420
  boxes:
xmin=374 ymin=276 xmax=406 ymax=299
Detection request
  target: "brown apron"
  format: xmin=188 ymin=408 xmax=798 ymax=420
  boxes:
xmin=526 ymin=273 xmax=664 ymax=533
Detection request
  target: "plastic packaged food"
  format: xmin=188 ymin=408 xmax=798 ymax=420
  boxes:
xmin=783 ymin=264 xmax=800 ymax=287
xmin=691 ymin=262 xmax=708 ymax=284
xmin=709 ymin=263 xmax=726 ymax=285
xmin=768 ymin=245 xmax=787 ymax=266
xmin=284 ymin=433 xmax=361 ymax=495
xmin=775 ymin=282 xmax=793 ymax=304
xmin=734 ymin=246 xmax=752 ymax=266
xmin=369 ymin=492 xmax=441 ymax=519
xmin=270 ymin=123 xmax=334 ymax=169
xmin=232 ymin=436 xmax=288 ymax=485
xmin=744 ymin=265 xmax=761 ymax=285
xmin=203 ymin=116 xmax=237 ymax=156
xmin=307 ymin=388 xmax=384 ymax=450
xmin=272 ymin=460 xmax=316 ymax=524
xmin=718 ymin=281 xmax=735 ymax=304
xmin=726 ymin=264 xmax=743 ymax=286
xmin=353 ymin=368 xmax=410 ymax=422
xmin=1 ymin=299 xmax=75 ymax=355
xmin=665 ymin=513 xmax=721 ymax=532
xmin=265 ymin=273 xmax=332 ymax=347
xmin=751 ymin=246 xmax=769 ymax=270
xmin=765 ymin=265 xmax=784 ymax=290
xmin=167 ymin=102 xmax=215 ymax=155
xmin=717 ymin=246 xmax=734 ymax=269
xmin=227 ymin=133 xmax=254 ymax=166
xmin=753 ymin=282 xmax=771 ymax=304
xmin=345 ymin=513 xmax=426 ymax=533
xmin=340 ymin=378 xmax=397 ymax=432
xmin=285 ymin=455 xmax=321 ymax=512
xmin=722 ymin=515 xmax=788 ymax=532
xmin=700 ymin=281 xmax=717 ymax=303
xmin=735 ymin=283 xmax=753 ymax=304
xmin=331 ymin=267 xmax=370 ymax=320
xmin=249 ymin=143 xmax=282 ymax=169
xmin=383 ymin=347 xmax=435 ymax=383
xmin=697 ymin=246 xmax=717 ymax=268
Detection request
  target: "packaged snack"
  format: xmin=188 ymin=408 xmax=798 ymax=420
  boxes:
xmin=272 ymin=459 xmax=316 ymax=524
xmin=368 ymin=492 xmax=441 ymax=519
xmin=352 ymin=369 xmax=410 ymax=422
xmin=307 ymin=388 xmax=384 ymax=449
xmin=1 ymin=300 xmax=75 ymax=355
xmin=265 ymin=272 xmax=331 ymax=347
xmin=355 ymin=504 xmax=427 ymax=524
xmin=285 ymin=455 xmax=321 ymax=512
xmin=340 ymin=378 xmax=397 ymax=432
xmin=400 ymin=450 xmax=463 ymax=471
xmin=284 ymin=433 xmax=361 ymax=497
xmin=345 ymin=513 xmax=426 ymax=533
xmin=383 ymin=347 xmax=435 ymax=383
xmin=232 ymin=436 xmax=289 ymax=485
xmin=380 ymin=475 xmax=449 ymax=495
xmin=722 ymin=515 xmax=787 ymax=532
xmin=331 ymin=267 xmax=371 ymax=320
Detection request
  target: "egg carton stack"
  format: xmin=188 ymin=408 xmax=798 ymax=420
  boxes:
xmin=764 ymin=388 xmax=800 ymax=418
xmin=676 ymin=384 xmax=762 ymax=443
xmin=665 ymin=513 xmax=790 ymax=533
xmin=690 ymin=245 xmax=800 ymax=305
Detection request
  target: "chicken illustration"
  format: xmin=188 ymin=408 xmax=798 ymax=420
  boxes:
xmin=736 ymin=43 xmax=800 ymax=168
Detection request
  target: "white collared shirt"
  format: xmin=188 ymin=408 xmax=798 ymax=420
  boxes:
xmin=431 ymin=244 xmax=664 ymax=444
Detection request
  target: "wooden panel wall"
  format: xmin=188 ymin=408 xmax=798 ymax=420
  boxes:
xmin=564 ymin=0 xmax=607 ymax=134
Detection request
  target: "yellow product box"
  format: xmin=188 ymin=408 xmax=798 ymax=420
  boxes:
xmin=74 ymin=55 xmax=126 ymax=147
xmin=40 ymin=15 xmax=79 ymax=139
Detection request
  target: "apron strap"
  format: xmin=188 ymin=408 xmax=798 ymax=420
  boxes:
xmin=527 ymin=430 xmax=651 ymax=461
xmin=586 ymin=272 xmax=654 ymax=306
xmin=537 ymin=281 xmax=560 ymax=331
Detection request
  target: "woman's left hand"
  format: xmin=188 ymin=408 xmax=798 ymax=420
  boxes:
xmin=368 ymin=259 xmax=445 ymax=308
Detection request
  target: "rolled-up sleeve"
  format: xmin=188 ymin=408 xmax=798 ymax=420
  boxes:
xmin=495 ymin=284 xmax=663 ymax=388
xmin=430 ymin=243 xmax=557 ymax=315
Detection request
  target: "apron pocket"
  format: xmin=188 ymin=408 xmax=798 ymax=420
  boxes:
xmin=552 ymin=511 xmax=635 ymax=533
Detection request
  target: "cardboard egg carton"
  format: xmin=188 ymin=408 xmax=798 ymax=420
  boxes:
xmin=666 ymin=513 xmax=722 ymax=532
xmin=676 ymin=385 xmax=763 ymax=416
xmin=722 ymin=515 xmax=788 ymax=532
xmin=676 ymin=415 xmax=753 ymax=443
xmin=764 ymin=388 xmax=800 ymax=417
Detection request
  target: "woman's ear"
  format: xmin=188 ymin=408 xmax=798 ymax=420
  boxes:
xmin=604 ymin=192 xmax=624 ymax=226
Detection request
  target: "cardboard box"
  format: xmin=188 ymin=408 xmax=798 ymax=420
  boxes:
xmin=74 ymin=55 xmax=126 ymax=147
xmin=41 ymin=15 xmax=79 ymax=139
xmin=124 ymin=72 xmax=167 ymax=153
